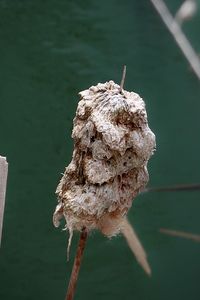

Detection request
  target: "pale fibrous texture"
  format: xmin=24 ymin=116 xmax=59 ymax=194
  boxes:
xmin=53 ymin=80 xmax=155 ymax=241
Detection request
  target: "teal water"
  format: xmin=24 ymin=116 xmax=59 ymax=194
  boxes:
xmin=0 ymin=0 xmax=200 ymax=299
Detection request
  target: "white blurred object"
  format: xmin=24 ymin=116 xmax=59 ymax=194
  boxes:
xmin=0 ymin=156 xmax=8 ymax=246
xmin=150 ymin=0 xmax=200 ymax=81
xmin=175 ymin=0 xmax=197 ymax=25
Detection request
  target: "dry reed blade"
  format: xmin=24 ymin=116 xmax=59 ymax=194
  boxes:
xmin=121 ymin=217 xmax=151 ymax=276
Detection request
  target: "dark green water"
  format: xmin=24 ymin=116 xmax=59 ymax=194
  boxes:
xmin=0 ymin=0 xmax=200 ymax=299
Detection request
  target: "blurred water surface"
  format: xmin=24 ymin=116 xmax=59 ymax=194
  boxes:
xmin=0 ymin=0 xmax=200 ymax=299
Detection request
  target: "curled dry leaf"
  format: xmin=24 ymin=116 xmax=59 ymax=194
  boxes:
xmin=53 ymin=80 xmax=155 ymax=262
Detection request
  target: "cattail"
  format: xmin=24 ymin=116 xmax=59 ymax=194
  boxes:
xmin=53 ymin=80 xmax=155 ymax=254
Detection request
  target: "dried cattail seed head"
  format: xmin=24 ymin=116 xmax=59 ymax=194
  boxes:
xmin=53 ymin=80 xmax=155 ymax=242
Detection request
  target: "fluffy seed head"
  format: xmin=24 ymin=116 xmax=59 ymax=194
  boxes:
xmin=53 ymin=80 xmax=155 ymax=237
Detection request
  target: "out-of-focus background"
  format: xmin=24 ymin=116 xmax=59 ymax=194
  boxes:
xmin=0 ymin=0 xmax=200 ymax=299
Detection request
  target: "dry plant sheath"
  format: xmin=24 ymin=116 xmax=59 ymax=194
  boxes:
xmin=53 ymin=76 xmax=155 ymax=297
xmin=0 ymin=156 xmax=8 ymax=246
xmin=66 ymin=227 xmax=88 ymax=300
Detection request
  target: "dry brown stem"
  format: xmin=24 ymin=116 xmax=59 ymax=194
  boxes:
xmin=65 ymin=227 xmax=88 ymax=300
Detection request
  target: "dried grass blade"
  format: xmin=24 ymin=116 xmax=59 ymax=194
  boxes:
xmin=121 ymin=218 xmax=151 ymax=276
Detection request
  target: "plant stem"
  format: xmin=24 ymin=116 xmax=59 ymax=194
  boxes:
xmin=144 ymin=183 xmax=200 ymax=193
xmin=150 ymin=0 xmax=200 ymax=81
xmin=65 ymin=227 xmax=88 ymax=300
xmin=160 ymin=228 xmax=200 ymax=242
xmin=120 ymin=65 xmax=127 ymax=91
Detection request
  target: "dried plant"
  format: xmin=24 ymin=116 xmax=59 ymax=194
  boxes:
xmin=160 ymin=228 xmax=200 ymax=242
xmin=150 ymin=0 xmax=200 ymax=244
xmin=150 ymin=0 xmax=200 ymax=81
xmin=53 ymin=68 xmax=156 ymax=299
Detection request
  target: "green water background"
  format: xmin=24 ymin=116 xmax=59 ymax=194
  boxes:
xmin=0 ymin=0 xmax=200 ymax=299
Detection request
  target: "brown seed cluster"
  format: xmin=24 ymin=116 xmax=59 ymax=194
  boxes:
xmin=53 ymin=81 xmax=155 ymax=241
